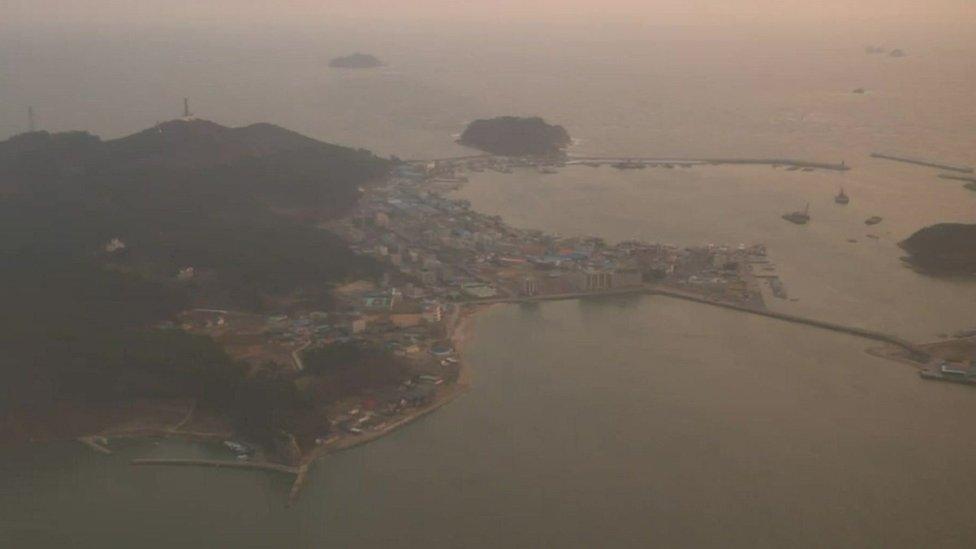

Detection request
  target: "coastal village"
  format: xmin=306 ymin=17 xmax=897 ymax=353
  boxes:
xmin=173 ymin=156 xmax=782 ymax=465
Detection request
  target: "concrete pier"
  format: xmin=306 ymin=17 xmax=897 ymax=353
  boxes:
xmin=871 ymin=153 xmax=974 ymax=174
xmin=646 ymin=287 xmax=930 ymax=361
xmin=569 ymin=156 xmax=851 ymax=171
xmin=466 ymin=285 xmax=929 ymax=362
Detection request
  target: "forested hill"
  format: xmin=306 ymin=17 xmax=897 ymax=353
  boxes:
xmin=1 ymin=119 xmax=388 ymax=213
xmin=900 ymin=223 xmax=976 ymax=275
xmin=0 ymin=119 xmax=389 ymax=417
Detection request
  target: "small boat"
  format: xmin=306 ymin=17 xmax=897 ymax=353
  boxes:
xmin=782 ymin=203 xmax=811 ymax=225
xmin=537 ymin=167 xmax=558 ymax=175
xmin=865 ymin=216 xmax=883 ymax=225
xmin=835 ymin=188 xmax=850 ymax=204
xmin=223 ymin=440 xmax=254 ymax=457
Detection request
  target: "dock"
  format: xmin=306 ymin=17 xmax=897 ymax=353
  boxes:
xmin=871 ymin=153 xmax=974 ymax=174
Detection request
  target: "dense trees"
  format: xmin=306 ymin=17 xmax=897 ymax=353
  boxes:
xmin=458 ymin=116 xmax=571 ymax=156
xmin=0 ymin=120 xmax=388 ymax=421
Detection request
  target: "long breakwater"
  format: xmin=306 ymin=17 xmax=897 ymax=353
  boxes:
xmin=469 ymin=285 xmax=930 ymax=361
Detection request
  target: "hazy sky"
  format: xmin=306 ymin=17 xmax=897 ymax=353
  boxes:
xmin=6 ymin=0 xmax=975 ymax=28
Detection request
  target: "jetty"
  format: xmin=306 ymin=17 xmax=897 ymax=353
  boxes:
xmin=569 ymin=156 xmax=850 ymax=171
xmin=871 ymin=153 xmax=974 ymax=174
xmin=937 ymin=173 xmax=976 ymax=184
xmin=467 ymin=285 xmax=929 ymax=362
xmin=646 ymin=287 xmax=930 ymax=361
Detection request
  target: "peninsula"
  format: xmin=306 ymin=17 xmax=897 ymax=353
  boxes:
xmin=329 ymin=53 xmax=384 ymax=69
xmin=458 ymin=116 xmax=571 ymax=157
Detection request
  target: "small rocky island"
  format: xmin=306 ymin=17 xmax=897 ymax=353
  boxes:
xmin=458 ymin=116 xmax=571 ymax=157
xmin=329 ymin=53 xmax=384 ymax=69
xmin=900 ymin=223 xmax=976 ymax=275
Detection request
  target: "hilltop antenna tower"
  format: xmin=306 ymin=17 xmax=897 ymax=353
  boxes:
xmin=28 ymin=106 xmax=36 ymax=132
xmin=183 ymin=98 xmax=193 ymax=119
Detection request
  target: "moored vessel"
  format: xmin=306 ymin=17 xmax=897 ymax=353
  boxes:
xmin=782 ymin=203 xmax=811 ymax=225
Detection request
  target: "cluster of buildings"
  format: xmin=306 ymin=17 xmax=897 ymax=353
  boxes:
xmin=328 ymin=164 xmax=770 ymax=309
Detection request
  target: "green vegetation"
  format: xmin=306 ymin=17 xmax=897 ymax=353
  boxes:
xmin=458 ymin=116 xmax=571 ymax=156
xmin=0 ymin=120 xmax=390 ymax=433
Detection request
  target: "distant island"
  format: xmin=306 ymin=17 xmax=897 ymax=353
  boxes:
xmin=900 ymin=223 xmax=976 ymax=275
xmin=865 ymin=46 xmax=907 ymax=58
xmin=329 ymin=53 xmax=384 ymax=69
xmin=458 ymin=116 xmax=571 ymax=157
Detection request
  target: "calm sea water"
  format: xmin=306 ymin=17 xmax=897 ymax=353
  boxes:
xmin=1 ymin=21 xmax=975 ymax=548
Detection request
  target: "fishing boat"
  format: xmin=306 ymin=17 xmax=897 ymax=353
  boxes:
xmin=782 ymin=203 xmax=811 ymax=225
